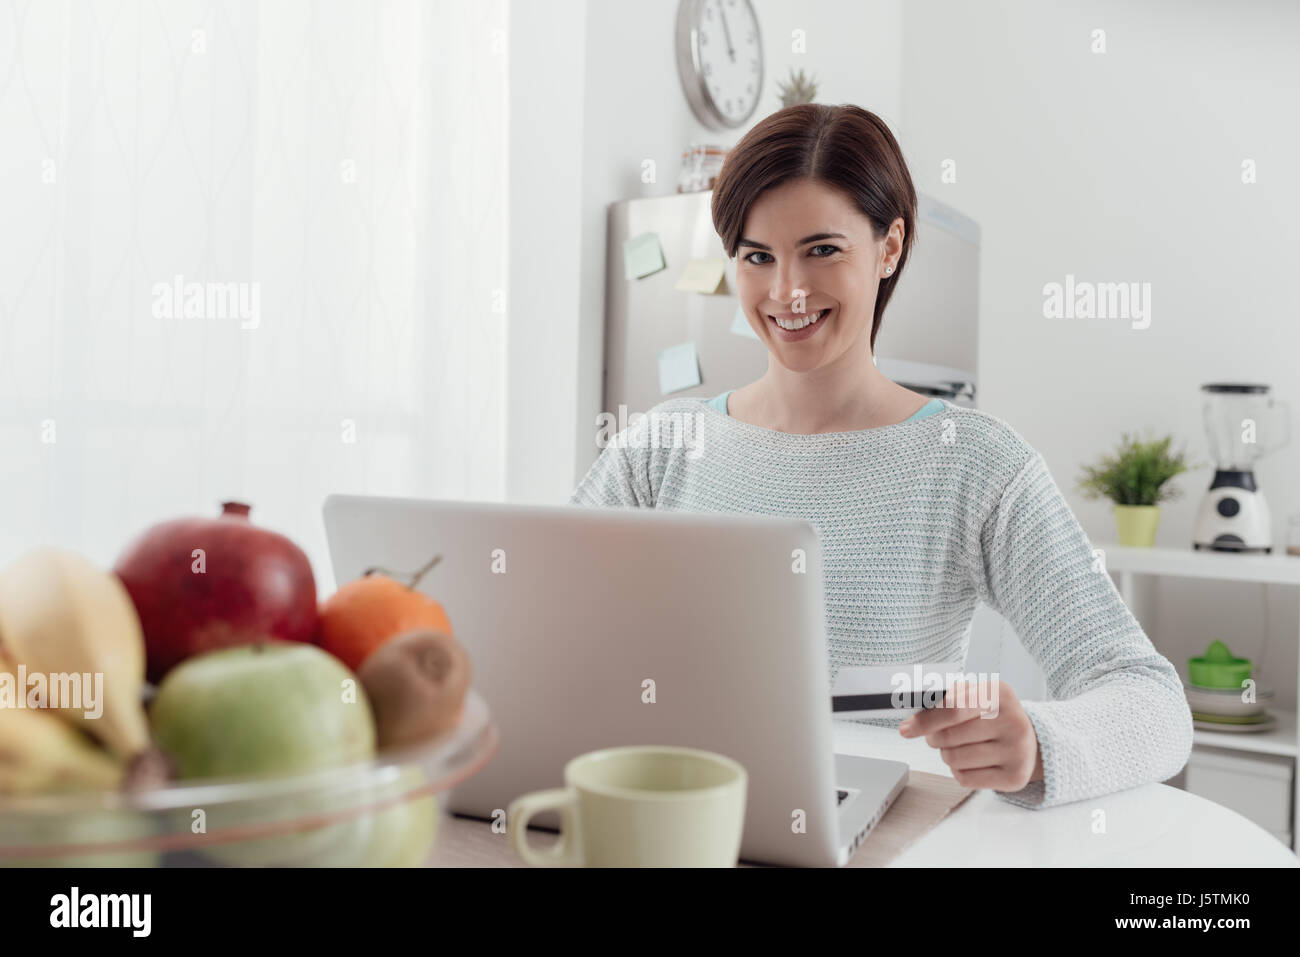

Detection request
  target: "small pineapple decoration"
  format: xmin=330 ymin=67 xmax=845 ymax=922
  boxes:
xmin=775 ymin=67 xmax=818 ymax=107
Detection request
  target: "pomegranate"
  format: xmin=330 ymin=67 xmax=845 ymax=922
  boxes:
xmin=114 ymin=501 xmax=318 ymax=682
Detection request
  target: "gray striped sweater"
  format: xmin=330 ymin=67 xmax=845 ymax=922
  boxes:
xmin=568 ymin=395 xmax=1193 ymax=810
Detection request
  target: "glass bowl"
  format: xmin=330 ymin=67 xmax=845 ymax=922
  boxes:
xmin=0 ymin=689 xmax=498 ymax=867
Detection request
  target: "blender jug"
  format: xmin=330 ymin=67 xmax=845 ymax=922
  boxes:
xmin=1193 ymin=383 xmax=1291 ymax=552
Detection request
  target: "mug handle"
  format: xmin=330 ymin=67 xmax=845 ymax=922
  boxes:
xmin=508 ymin=788 xmax=583 ymax=867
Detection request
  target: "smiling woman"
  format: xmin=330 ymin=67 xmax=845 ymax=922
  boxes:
xmin=713 ymin=104 xmax=916 ymax=355
xmin=706 ymin=106 xmax=925 ymax=435
xmin=570 ymin=104 xmax=1194 ymax=812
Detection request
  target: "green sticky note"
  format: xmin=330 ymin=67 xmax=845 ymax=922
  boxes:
xmin=674 ymin=258 xmax=727 ymax=294
xmin=623 ymin=232 xmax=666 ymax=280
xmin=658 ymin=341 xmax=702 ymax=395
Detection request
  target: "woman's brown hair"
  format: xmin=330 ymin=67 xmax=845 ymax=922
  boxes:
xmin=711 ymin=104 xmax=917 ymax=352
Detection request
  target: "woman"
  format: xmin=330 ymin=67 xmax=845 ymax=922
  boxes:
xmin=570 ymin=104 xmax=1191 ymax=810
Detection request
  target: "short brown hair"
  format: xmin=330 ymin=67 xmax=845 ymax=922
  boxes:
xmin=711 ymin=104 xmax=917 ymax=352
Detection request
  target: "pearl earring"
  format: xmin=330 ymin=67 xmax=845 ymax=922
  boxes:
xmin=885 ymin=265 xmax=893 ymax=274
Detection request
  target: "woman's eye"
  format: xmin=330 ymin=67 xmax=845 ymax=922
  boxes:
xmin=742 ymin=246 xmax=838 ymax=265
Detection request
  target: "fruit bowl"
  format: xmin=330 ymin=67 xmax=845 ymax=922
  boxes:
xmin=0 ymin=689 xmax=497 ymax=867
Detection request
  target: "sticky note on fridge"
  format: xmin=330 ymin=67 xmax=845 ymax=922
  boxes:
xmin=730 ymin=304 xmax=760 ymax=341
xmin=674 ymin=258 xmax=727 ymax=293
xmin=657 ymin=341 xmax=702 ymax=395
xmin=623 ymin=232 xmax=666 ymax=280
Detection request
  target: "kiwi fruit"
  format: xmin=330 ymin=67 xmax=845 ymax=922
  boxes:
xmin=358 ymin=629 xmax=470 ymax=750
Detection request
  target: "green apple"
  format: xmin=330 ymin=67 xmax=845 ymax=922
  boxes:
xmin=363 ymin=796 xmax=438 ymax=867
xmin=357 ymin=770 xmax=440 ymax=867
xmin=151 ymin=641 xmax=374 ymax=778
xmin=150 ymin=641 xmax=376 ymax=865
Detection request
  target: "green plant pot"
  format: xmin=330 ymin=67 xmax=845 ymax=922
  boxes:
xmin=1114 ymin=505 xmax=1160 ymax=547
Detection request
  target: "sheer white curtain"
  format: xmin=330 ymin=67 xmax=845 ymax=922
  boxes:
xmin=0 ymin=0 xmax=507 ymax=592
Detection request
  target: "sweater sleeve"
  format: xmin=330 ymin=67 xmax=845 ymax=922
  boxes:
xmin=970 ymin=450 xmax=1193 ymax=809
xmin=568 ymin=431 xmax=655 ymax=508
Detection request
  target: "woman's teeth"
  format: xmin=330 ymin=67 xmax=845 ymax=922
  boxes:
xmin=770 ymin=309 xmax=830 ymax=331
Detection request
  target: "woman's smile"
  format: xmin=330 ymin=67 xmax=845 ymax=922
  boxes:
xmin=767 ymin=306 xmax=833 ymax=341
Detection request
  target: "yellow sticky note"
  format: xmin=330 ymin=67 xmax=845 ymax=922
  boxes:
xmin=623 ymin=232 xmax=666 ymax=280
xmin=674 ymin=258 xmax=727 ymax=294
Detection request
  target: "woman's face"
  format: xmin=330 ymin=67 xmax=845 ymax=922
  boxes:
xmin=735 ymin=177 xmax=900 ymax=374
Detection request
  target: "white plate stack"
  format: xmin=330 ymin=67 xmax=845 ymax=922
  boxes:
xmin=1184 ymin=683 xmax=1276 ymax=733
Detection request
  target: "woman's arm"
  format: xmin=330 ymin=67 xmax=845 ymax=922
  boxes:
xmin=969 ymin=450 xmax=1194 ymax=809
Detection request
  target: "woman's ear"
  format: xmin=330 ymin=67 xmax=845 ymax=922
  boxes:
xmin=881 ymin=218 xmax=906 ymax=275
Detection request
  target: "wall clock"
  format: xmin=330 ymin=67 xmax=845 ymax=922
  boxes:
xmin=675 ymin=0 xmax=763 ymax=131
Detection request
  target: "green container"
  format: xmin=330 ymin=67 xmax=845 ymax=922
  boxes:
xmin=1188 ymin=640 xmax=1252 ymax=689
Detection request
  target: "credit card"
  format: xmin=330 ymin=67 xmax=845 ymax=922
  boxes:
xmin=831 ymin=661 xmax=965 ymax=718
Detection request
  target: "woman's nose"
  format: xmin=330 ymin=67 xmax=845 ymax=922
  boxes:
xmin=769 ymin=256 xmax=811 ymax=304
xmin=771 ymin=272 xmax=812 ymax=309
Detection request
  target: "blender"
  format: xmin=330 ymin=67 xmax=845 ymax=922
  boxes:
xmin=1192 ymin=383 xmax=1290 ymax=553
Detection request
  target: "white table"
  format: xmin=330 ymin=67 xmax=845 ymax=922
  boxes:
xmin=833 ymin=721 xmax=1299 ymax=867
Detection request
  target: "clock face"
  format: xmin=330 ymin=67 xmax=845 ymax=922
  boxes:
xmin=687 ymin=0 xmax=762 ymax=128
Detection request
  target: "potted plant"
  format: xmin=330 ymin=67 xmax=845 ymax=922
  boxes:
xmin=1076 ymin=433 xmax=1191 ymax=547
xmin=776 ymin=68 xmax=818 ymax=108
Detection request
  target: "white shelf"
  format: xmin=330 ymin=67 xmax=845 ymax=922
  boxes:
xmin=1193 ymin=709 xmax=1297 ymax=758
xmin=1097 ymin=543 xmax=1300 ymax=586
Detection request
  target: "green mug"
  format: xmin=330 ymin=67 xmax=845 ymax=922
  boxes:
xmin=508 ymin=745 xmax=747 ymax=867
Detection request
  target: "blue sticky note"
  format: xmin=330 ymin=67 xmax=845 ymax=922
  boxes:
xmin=730 ymin=304 xmax=760 ymax=341
xmin=658 ymin=341 xmax=702 ymax=395
xmin=623 ymin=232 xmax=666 ymax=280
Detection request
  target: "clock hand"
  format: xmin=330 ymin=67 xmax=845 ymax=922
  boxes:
xmin=719 ymin=4 xmax=735 ymax=61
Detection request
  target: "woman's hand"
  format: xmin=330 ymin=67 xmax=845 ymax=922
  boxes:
xmin=897 ymin=679 xmax=1043 ymax=792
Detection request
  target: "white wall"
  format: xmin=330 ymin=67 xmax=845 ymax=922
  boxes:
xmin=503 ymin=0 xmax=904 ymax=503
xmin=900 ymin=0 xmax=1300 ymax=707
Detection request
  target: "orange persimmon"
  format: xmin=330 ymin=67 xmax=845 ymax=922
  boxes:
xmin=317 ymin=556 xmax=453 ymax=672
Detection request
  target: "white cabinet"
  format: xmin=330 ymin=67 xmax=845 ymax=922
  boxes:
xmin=1185 ymin=746 xmax=1294 ymax=849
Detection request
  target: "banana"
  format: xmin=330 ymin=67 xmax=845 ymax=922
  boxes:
xmin=0 ymin=548 xmax=151 ymax=759
xmin=0 ymin=653 xmax=125 ymax=793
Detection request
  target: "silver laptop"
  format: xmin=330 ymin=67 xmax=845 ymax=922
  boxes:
xmin=322 ymin=495 xmax=908 ymax=867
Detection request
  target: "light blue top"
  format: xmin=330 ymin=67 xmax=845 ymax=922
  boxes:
xmin=707 ymin=390 xmax=945 ymax=423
